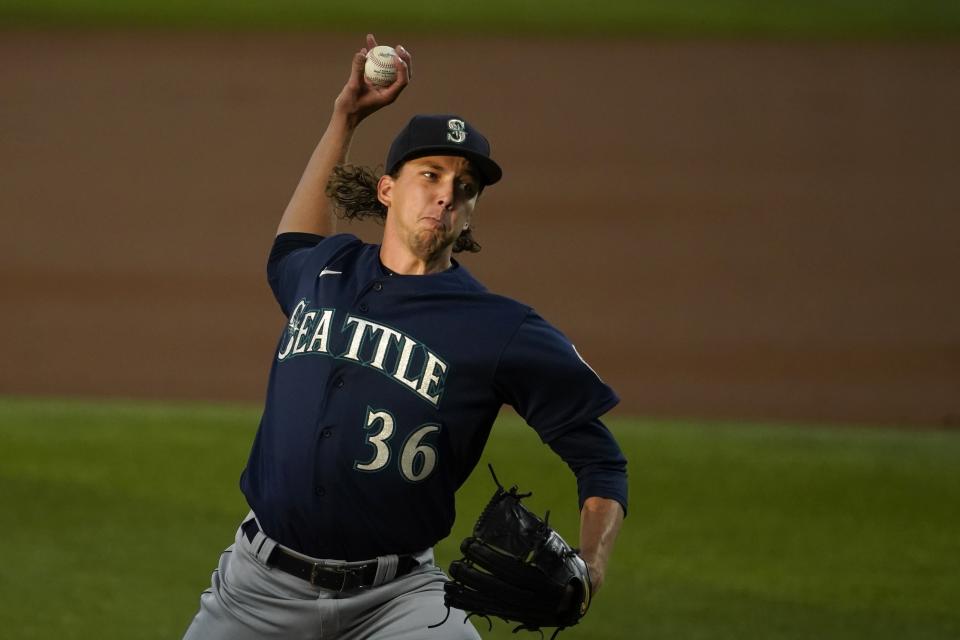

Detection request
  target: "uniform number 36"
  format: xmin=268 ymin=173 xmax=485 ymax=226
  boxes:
xmin=354 ymin=407 xmax=440 ymax=482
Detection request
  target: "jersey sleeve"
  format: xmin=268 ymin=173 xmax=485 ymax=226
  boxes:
xmin=266 ymin=232 xmax=357 ymax=317
xmin=493 ymin=310 xmax=619 ymax=442
xmin=548 ymin=418 xmax=628 ymax=515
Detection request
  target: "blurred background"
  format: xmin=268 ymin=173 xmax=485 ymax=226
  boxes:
xmin=1 ymin=2 xmax=959 ymax=639
xmin=2 ymin=5 xmax=959 ymax=426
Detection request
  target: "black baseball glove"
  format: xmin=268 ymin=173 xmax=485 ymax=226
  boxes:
xmin=433 ymin=466 xmax=592 ymax=639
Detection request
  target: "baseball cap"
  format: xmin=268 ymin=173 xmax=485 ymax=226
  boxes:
xmin=385 ymin=114 xmax=503 ymax=187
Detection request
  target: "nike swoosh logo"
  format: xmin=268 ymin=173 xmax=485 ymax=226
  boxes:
xmin=318 ymin=268 xmax=342 ymax=278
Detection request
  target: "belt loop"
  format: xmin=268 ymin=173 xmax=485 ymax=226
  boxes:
xmin=372 ymin=554 xmax=399 ymax=586
xmin=257 ymin=537 xmax=277 ymax=565
xmin=247 ymin=516 xmax=278 ymax=566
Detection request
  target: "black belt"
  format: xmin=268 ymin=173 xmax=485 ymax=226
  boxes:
xmin=241 ymin=518 xmax=418 ymax=592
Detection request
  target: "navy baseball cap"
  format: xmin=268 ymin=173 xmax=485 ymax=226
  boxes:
xmin=385 ymin=114 xmax=502 ymax=186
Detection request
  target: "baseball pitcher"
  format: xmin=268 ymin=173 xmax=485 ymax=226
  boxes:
xmin=182 ymin=33 xmax=627 ymax=640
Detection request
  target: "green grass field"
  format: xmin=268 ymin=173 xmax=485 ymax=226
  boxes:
xmin=1 ymin=396 xmax=958 ymax=639
xmin=2 ymin=0 xmax=960 ymax=38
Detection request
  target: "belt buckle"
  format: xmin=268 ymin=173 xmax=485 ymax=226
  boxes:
xmin=310 ymin=563 xmax=363 ymax=592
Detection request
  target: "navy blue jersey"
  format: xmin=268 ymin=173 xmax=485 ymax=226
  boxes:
xmin=240 ymin=233 xmax=619 ymax=560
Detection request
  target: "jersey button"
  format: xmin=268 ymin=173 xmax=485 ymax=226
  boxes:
xmin=359 ymin=302 xmax=369 ymax=312
xmin=373 ymin=282 xmax=383 ymax=292
xmin=315 ymin=486 xmax=326 ymax=497
xmin=334 ymin=378 xmax=344 ymax=389
xmin=321 ymin=428 xmax=332 ymax=438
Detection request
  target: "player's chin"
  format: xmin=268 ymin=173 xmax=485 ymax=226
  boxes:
xmin=413 ymin=228 xmax=454 ymax=256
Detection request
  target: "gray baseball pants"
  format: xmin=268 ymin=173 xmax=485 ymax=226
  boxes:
xmin=182 ymin=514 xmax=480 ymax=639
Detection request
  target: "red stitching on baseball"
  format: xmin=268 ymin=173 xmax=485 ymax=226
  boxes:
xmin=369 ymin=52 xmax=395 ymax=69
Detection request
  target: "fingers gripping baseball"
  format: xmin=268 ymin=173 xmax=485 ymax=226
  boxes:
xmin=365 ymin=32 xmax=414 ymax=81
xmin=335 ymin=34 xmax=411 ymax=123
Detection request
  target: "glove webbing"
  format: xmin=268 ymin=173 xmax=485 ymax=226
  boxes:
xmin=458 ymin=539 xmax=568 ymax=597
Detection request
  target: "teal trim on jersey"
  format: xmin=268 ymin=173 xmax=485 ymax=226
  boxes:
xmin=353 ymin=406 xmax=397 ymax=474
xmin=276 ymin=303 xmax=337 ymax=362
xmin=274 ymin=303 xmax=451 ymax=408
xmin=331 ymin=312 xmax=451 ymax=409
xmin=397 ymin=423 xmax=442 ymax=484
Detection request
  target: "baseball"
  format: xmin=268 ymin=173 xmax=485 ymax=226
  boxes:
xmin=365 ymin=45 xmax=398 ymax=86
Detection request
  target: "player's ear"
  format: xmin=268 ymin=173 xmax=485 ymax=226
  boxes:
xmin=377 ymin=174 xmax=394 ymax=208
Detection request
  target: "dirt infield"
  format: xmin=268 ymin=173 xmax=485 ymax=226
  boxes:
xmin=2 ymin=32 xmax=958 ymax=425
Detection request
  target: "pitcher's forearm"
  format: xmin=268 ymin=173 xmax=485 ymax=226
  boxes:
xmin=579 ymin=496 xmax=624 ymax=594
xmin=276 ymin=111 xmax=357 ymax=236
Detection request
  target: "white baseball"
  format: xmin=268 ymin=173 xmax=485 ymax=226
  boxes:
xmin=364 ymin=45 xmax=398 ymax=86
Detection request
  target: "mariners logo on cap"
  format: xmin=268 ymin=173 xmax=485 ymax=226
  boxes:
xmin=446 ymin=119 xmax=467 ymax=144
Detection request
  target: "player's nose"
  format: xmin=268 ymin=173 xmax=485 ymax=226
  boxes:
xmin=436 ymin=180 xmax=456 ymax=209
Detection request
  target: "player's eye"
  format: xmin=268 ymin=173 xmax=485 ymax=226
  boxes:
xmin=459 ymin=182 xmax=478 ymax=197
xmin=421 ymin=171 xmax=437 ymax=179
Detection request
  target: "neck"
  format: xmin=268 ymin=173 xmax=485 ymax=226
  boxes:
xmin=379 ymin=242 xmax=453 ymax=275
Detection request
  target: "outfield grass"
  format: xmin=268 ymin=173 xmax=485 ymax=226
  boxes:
xmin=1 ymin=396 xmax=958 ymax=639
xmin=1 ymin=0 xmax=960 ymax=38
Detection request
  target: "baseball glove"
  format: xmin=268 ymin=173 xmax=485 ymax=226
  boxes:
xmin=433 ymin=466 xmax=592 ymax=639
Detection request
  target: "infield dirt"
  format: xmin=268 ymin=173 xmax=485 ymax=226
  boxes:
xmin=2 ymin=32 xmax=958 ymax=425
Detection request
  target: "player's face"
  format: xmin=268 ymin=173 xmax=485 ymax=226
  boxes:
xmin=378 ymin=155 xmax=480 ymax=261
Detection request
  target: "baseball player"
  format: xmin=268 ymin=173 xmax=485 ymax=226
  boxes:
xmin=182 ymin=34 xmax=627 ymax=639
